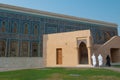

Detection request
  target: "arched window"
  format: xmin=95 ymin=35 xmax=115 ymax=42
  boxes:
xmin=34 ymin=25 xmax=38 ymax=35
xmin=24 ymin=23 xmax=28 ymax=34
xmin=13 ymin=22 xmax=17 ymax=33
xmin=1 ymin=21 xmax=6 ymax=32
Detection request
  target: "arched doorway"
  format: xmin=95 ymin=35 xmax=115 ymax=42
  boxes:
xmin=78 ymin=42 xmax=88 ymax=64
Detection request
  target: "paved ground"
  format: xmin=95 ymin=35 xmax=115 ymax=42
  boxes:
xmin=0 ymin=67 xmax=120 ymax=72
xmin=0 ymin=68 xmax=29 ymax=72
xmin=103 ymin=67 xmax=120 ymax=72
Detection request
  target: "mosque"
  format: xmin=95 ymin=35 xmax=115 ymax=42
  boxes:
xmin=0 ymin=3 xmax=120 ymax=68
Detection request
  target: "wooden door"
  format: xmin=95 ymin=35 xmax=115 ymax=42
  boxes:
xmin=56 ymin=48 xmax=62 ymax=64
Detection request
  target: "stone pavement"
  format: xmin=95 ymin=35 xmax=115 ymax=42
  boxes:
xmin=103 ymin=67 xmax=120 ymax=72
xmin=0 ymin=68 xmax=29 ymax=72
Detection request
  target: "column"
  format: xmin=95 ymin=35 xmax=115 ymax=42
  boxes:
xmin=30 ymin=41 xmax=32 ymax=57
xmin=8 ymin=39 xmax=11 ymax=57
xmin=5 ymin=39 xmax=8 ymax=57
xmin=28 ymin=41 xmax=30 ymax=57
xmin=19 ymin=40 xmax=22 ymax=57
xmin=18 ymin=40 xmax=20 ymax=56
xmin=87 ymin=36 xmax=93 ymax=65
xmin=87 ymin=47 xmax=92 ymax=65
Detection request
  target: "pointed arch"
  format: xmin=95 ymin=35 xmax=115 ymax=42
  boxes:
xmin=78 ymin=42 xmax=88 ymax=64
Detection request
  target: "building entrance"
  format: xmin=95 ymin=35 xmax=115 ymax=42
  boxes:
xmin=110 ymin=48 xmax=120 ymax=63
xmin=56 ymin=48 xmax=62 ymax=64
xmin=78 ymin=42 xmax=88 ymax=64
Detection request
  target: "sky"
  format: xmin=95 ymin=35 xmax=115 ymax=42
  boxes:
xmin=0 ymin=0 xmax=120 ymax=35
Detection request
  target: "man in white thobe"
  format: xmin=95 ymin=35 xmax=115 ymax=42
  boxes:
xmin=91 ymin=54 xmax=96 ymax=67
xmin=98 ymin=54 xmax=103 ymax=67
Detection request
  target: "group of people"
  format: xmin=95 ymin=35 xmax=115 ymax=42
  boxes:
xmin=91 ymin=54 xmax=111 ymax=67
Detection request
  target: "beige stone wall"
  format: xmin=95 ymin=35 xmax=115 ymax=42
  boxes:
xmin=43 ymin=30 xmax=120 ymax=67
xmin=43 ymin=30 xmax=93 ymax=67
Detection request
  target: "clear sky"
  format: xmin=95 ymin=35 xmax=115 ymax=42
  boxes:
xmin=0 ymin=0 xmax=120 ymax=35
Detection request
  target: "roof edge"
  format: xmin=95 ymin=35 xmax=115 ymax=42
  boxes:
xmin=0 ymin=3 xmax=118 ymax=27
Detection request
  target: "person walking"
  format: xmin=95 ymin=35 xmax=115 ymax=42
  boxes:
xmin=98 ymin=54 xmax=103 ymax=67
xmin=91 ymin=54 xmax=96 ymax=67
xmin=106 ymin=55 xmax=111 ymax=67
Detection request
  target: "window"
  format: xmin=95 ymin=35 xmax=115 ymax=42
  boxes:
xmin=21 ymin=41 xmax=29 ymax=57
xmin=32 ymin=42 xmax=38 ymax=57
xmin=12 ymin=22 xmax=17 ymax=33
xmin=34 ymin=25 xmax=38 ymax=35
xmin=9 ymin=41 xmax=18 ymax=57
xmin=24 ymin=23 xmax=28 ymax=34
xmin=1 ymin=21 xmax=6 ymax=32
xmin=0 ymin=40 xmax=6 ymax=57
